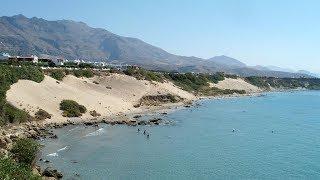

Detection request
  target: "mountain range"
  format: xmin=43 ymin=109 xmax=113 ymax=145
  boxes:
xmin=0 ymin=14 xmax=314 ymax=78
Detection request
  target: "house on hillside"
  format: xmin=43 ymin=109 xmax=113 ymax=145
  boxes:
xmin=9 ymin=55 xmax=38 ymax=63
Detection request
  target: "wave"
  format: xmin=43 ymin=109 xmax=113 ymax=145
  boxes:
xmin=57 ymin=146 xmax=68 ymax=152
xmin=85 ymin=128 xmax=105 ymax=137
xmin=47 ymin=152 xmax=58 ymax=157
xmin=68 ymin=127 xmax=79 ymax=131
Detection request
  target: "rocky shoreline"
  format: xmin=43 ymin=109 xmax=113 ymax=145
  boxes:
xmin=0 ymin=108 xmax=183 ymax=179
xmin=0 ymin=93 xmax=259 ymax=179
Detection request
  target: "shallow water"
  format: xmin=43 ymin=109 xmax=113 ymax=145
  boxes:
xmin=38 ymin=91 xmax=320 ymax=179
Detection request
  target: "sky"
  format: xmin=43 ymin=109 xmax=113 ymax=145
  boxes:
xmin=1 ymin=0 xmax=320 ymax=73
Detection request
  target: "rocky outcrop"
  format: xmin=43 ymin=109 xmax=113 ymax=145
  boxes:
xmin=0 ymin=122 xmax=51 ymax=156
xmin=42 ymin=167 xmax=63 ymax=179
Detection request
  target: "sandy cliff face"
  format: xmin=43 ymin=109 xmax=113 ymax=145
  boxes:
xmin=210 ymin=78 xmax=262 ymax=93
xmin=6 ymin=74 xmax=195 ymax=123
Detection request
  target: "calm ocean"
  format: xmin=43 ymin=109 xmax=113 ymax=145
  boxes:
xmin=38 ymin=91 xmax=320 ymax=179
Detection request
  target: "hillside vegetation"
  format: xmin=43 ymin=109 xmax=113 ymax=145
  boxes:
xmin=245 ymin=77 xmax=320 ymax=90
xmin=0 ymin=138 xmax=41 ymax=179
xmin=0 ymin=65 xmax=44 ymax=125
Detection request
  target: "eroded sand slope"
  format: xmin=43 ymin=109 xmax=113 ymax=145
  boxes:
xmin=210 ymin=78 xmax=261 ymax=93
xmin=6 ymin=74 xmax=195 ymax=123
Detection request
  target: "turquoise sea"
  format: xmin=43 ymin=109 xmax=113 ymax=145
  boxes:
xmin=38 ymin=91 xmax=320 ymax=179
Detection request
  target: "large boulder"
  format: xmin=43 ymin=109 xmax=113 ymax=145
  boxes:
xmin=42 ymin=167 xmax=63 ymax=179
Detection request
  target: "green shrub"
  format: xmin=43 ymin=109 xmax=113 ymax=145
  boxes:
xmin=165 ymin=72 xmax=209 ymax=92
xmin=245 ymin=76 xmax=270 ymax=89
xmin=72 ymin=69 xmax=94 ymax=78
xmin=0 ymin=156 xmax=41 ymax=180
xmin=0 ymin=65 xmax=44 ymax=125
xmin=35 ymin=109 xmax=51 ymax=120
xmin=3 ymin=103 xmax=32 ymax=124
xmin=11 ymin=138 xmax=40 ymax=166
xmin=60 ymin=100 xmax=87 ymax=117
xmin=124 ymin=67 xmax=164 ymax=82
xmin=50 ymin=69 xmax=65 ymax=81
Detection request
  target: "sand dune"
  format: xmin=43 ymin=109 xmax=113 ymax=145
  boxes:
xmin=210 ymin=78 xmax=261 ymax=93
xmin=6 ymin=74 xmax=195 ymax=123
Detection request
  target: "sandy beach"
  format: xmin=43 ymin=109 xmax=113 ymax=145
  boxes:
xmin=6 ymin=73 xmax=196 ymax=124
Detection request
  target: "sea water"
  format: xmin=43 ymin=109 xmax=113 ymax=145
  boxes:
xmin=38 ymin=91 xmax=320 ymax=179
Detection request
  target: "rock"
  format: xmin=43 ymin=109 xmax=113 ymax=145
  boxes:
xmin=26 ymin=129 xmax=40 ymax=139
xmin=0 ymin=148 xmax=8 ymax=156
xmin=149 ymin=118 xmax=162 ymax=125
xmin=42 ymin=167 xmax=63 ymax=179
xmin=44 ymin=160 xmax=50 ymax=163
xmin=90 ymin=110 xmax=101 ymax=117
xmin=4 ymin=136 xmax=12 ymax=144
xmin=49 ymin=134 xmax=58 ymax=139
xmin=32 ymin=165 xmax=41 ymax=176
xmin=138 ymin=120 xmax=147 ymax=125
xmin=84 ymin=122 xmax=94 ymax=126
xmin=0 ymin=136 xmax=8 ymax=149
xmin=127 ymin=120 xmax=137 ymax=126
xmin=133 ymin=115 xmax=142 ymax=119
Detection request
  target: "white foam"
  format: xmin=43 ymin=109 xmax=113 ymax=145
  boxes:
xmin=68 ymin=127 xmax=79 ymax=132
xmin=47 ymin=152 xmax=58 ymax=157
xmin=85 ymin=128 xmax=105 ymax=137
xmin=57 ymin=146 xmax=68 ymax=152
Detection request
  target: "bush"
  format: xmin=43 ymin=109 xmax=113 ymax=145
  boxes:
xmin=35 ymin=109 xmax=51 ymax=120
xmin=50 ymin=69 xmax=65 ymax=81
xmin=0 ymin=156 xmax=41 ymax=180
xmin=90 ymin=110 xmax=101 ymax=117
xmin=3 ymin=103 xmax=32 ymax=124
xmin=124 ymin=67 xmax=164 ymax=82
xmin=60 ymin=100 xmax=87 ymax=117
xmin=165 ymin=72 xmax=209 ymax=92
xmin=72 ymin=69 xmax=94 ymax=78
xmin=0 ymin=65 xmax=44 ymax=125
xmin=11 ymin=138 xmax=40 ymax=166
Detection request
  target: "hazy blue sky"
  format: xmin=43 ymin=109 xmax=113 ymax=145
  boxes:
xmin=1 ymin=0 xmax=320 ymax=72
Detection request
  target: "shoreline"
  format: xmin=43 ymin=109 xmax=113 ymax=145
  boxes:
xmin=0 ymin=89 xmax=308 ymax=179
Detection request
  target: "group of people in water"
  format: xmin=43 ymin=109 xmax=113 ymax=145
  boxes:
xmin=137 ymin=128 xmax=150 ymax=138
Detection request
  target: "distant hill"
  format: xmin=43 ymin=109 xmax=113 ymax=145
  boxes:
xmin=208 ymin=55 xmax=246 ymax=68
xmin=0 ymin=14 xmax=312 ymax=78
xmin=297 ymin=70 xmax=320 ymax=78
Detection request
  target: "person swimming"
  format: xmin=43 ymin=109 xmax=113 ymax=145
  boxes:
xmin=143 ymin=130 xmax=146 ymax=135
xmin=137 ymin=128 xmax=140 ymax=132
xmin=232 ymin=128 xmax=235 ymax=132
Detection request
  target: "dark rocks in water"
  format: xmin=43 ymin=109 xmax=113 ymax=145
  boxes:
xmin=109 ymin=121 xmax=116 ymax=126
xmin=84 ymin=122 xmax=95 ymax=126
xmin=49 ymin=134 xmax=58 ymax=139
xmin=133 ymin=115 xmax=142 ymax=119
xmin=184 ymin=105 xmax=191 ymax=108
xmin=149 ymin=118 xmax=162 ymax=123
xmin=44 ymin=160 xmax=50 ymax=163
xmin=148 ymin=118 xmax=162 ymax=125
xmin=161 ymin=112 xmax=168 ymax=115
xmin=138 ymin=120 xmax=147 ymax=125
xmin=127 ymin=120 xmax=137 ymax=126
xmin=42 ymin=167 xmax=63 ymax=179
xmin=71 ymin=160 xmax=78 ymax=163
